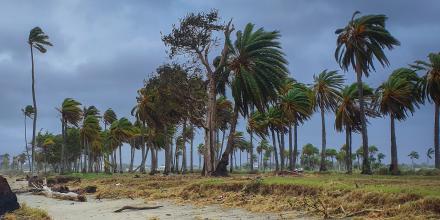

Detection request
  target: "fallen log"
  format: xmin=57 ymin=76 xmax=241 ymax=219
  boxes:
xmin=113 ymin=205 xmax=163 ymax=213
xmin=33 ymin=185 xmax=86 ymax=202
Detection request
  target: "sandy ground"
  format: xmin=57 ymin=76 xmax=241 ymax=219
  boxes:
xmin=6 ymin=177 xmax=311 ymax=220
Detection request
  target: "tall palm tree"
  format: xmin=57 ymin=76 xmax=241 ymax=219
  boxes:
xmin=57 ymin=98 xmax=82 ymax=173
xmin=281 ymin=82 xmax=314 ymax=170
xmin=408 ymin=151 xmax=419 ymax=170
xmin=21 ymin=105 xmax=34 ymax=171
xmin=215 ymin=23 xmax=288 ymax=175
xmin=28 ymin=27 xmax=52 ymax=173
xmin=312 ymin=70 xmax=344 ymax=171
xmin=335 ymin=11 xmax=400 ymax=174
xmin=376 ymin=68 xmax=422 ymax=174
xmin=335 ymin=83 xmax=375 ymax=173
xmin=411 ymin=52 xmax=440 ymax=168
xmin=81 ymin=115 xmax=101 ymax=173
xmin=103 ymin=108 xmax=117 ymax=173
xmin=109 ymin=118 xmax=135 ymax=173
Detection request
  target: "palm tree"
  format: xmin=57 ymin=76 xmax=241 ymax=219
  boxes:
xmin=103 ymin=108 xmax=117 ymax=173
xmin=28 ymin=27 xmax=52 ymax=173
xmin=427 ymin=148 xmax=434 ymax=165
xmin=377 ymin=153 xmax=385 ymax=167
xmin=109 ymin=118 xmax=135 ymax=173
xmin=325 ymin=148 xmax=338 ymax=169
xmin=376 ymin=68 xmax=422 ymax=174
xmin=312 ymin=70 xmax=344 ymax=171
xmin=81 ymin=115 xmax=101 ymax=173
xmin=335 ymin=83 xmax=375 ymax=173
xmin=256 ymin=139 xmax=270 ymax=169
xmin=266 ymin=106 xmax=286 ymax=171
xmin=335 ymin=11 xmax=400 ymax=174
xmin=214 ymin=23 xmax=288 ymax=175
xmin=411 ymin=52 xmax=440 ymax=168
xmin=280 ymin=81 xmax=314 ymax=170
xmin=197 ymin=143 xmax=204 ymax=170
xmin=21 ymin=105 xmax=34 ymax=171
xmin=57 ymin=98 xmax=82 ymax=173
xmin=408 ymin=151 xmax=419 ymax=170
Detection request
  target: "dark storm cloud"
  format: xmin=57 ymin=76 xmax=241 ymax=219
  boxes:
xmin=1 ymin=0 xmax=439 ymax=164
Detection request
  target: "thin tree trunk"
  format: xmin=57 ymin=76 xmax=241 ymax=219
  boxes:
xmin=293 ymin=123 xmax=299 ymax=170
xmin=190 ymin=134 xmax=194 ymax=172
xmin=61 ymin=119 xmax=66 ymax=174
xmin=319 ymin=106 xmax=327 ymax=171
xmin=346 ymin=126 xmax=352 ymax=174
xmin=356 ymin=65 xmax=371 ymax=174
xmin=129 ymin=144 xmax=134 ymax=172
xmin=434 ymin=104 xmax=439 ymax=168
xmin=218 ymin=130 xmax=226 ymax=161
xmin=250 ymin=129 xmax=254 ymax=172
xmin=390 ymin=115 xmax=399 ymax=175
xmin=30 ymin=45 xmax=37 ymax=175
xmin=271 ymin=129 xmax=280 ymax=171
xmin=277 ymin=131 xmax=285 ymax=170
xmin=182 ymin=120 xmax=187 ymax=174
xmin=119 ymin=145 xmax=123 ymax=173
xmin=24 ymin=115 xmax=32 ymax=172
xmin=203 ymin=72 xmax=216 ymax=176
xmin=288 ymin=125 xmax=293 ymax=170
xmin=140 ymin=122 xmax=147 ymax=173
xmin=214 ymin=105 xmax=239 ymax=176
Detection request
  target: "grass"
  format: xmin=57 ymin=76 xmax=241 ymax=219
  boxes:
xmin=3 ymin=204 xmax=51 ymax=220
xmin=60 ymin=172 xmax=440 ymax=219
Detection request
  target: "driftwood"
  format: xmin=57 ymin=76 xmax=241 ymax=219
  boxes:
xmin=30 ymin=180 xmax=86 ymax=202
xmin=113 ymin=205 xmax=163 ymax=213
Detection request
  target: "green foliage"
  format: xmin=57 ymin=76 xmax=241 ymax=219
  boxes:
xmin=312 ymin=70 xmax=344 ymax=112
xmin=28 ymin=27 xmax=52 ymax=53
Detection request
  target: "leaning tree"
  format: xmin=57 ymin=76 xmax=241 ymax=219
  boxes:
xmin=335 ymin=11 xmax=400 ymax=174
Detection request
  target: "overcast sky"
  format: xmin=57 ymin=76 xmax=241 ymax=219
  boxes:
xmin=1 ymin=0 xmax=439 ymax=166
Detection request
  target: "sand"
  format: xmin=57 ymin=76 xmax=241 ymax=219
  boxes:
xmin=7 ymin=177 xmax=310 ymax=220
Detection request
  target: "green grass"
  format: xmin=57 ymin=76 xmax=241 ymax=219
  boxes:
xmin=65 ymin=172 xmax=114 ymax=180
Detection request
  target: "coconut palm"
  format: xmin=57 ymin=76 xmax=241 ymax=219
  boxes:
xmin=103 ymin=108 xmax=117 ymax=173
xmin=408 ymin=151 xmax=419 ymax=170
xmin=335 ymin=11 xmax=400 ymax=174
xmin=411 ymin=52 xmax=440 ymax=168
xmin=265 ymin=106 xmax=287 ymax=171
xmin=109 ymin=118 xmax=135 ymax=173
xmin=215 ymin=23 xmax=288 ymax=175
xmin=281 ymin=81 xmax=314 ymax=170
xmin=335 ymin=83 xmax=375 ymax=173
xmin=28 ymin=27 xmax=52 ymax=173
xmin=81 ymin=115 xmax=101 ymax=173
xmin=377 ymin=153 xmax=385 ymax=166
xmin=256 ymin=139 xmax=270 ymax=169
xmin=21 ymin=105 xmax=34 ymax=171
xmin=57 ymin=98 xmax=82 ymax=173
xmin=312 ymin=70 xmax=344 ymax=171
xmin=376 ymin=68 xmax=422 ymax=174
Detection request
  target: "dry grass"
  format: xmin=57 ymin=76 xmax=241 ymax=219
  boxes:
xmin=3 ymin=204 xmax=51 ymax=220
xmin=65 ymin=172 xmax=440 ymax=219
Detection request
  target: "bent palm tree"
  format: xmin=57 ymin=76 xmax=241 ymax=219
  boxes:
xmin=28 ymin=27 xmax=52 ymax=173
xmin=21 ymin=105 xmax=34 ymax=171
xmin=312 ymin=70 xmax=344 ymax=171
xmin=280 ymin=82 xmax=313 ymax=170
xmin=411 ymin=52 xmax=440 ymax=168
xmin=376 ymin=68 xmax=422 ymax=174
xmin=335 ymin=83 xmax=375 ymax=173
xmin=109 ymin=118 xmax=135 ymax=173
xmin=214 ymin=23 xmax=288 ymax=175
xmin=335 ymin=11 xmax=400 ymax=174
xmin=57 ymin=98 xmax=82 ymax=173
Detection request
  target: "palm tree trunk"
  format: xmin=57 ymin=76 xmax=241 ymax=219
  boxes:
xmin=190 ymin=135 xmax=194 ymax=172
xmin=182 ymin=120 xmax=187 ymax=174
xmin=129 ymin=144 xmax=134 ymax=172
xmin=390 ymin=115 xmax=399 ymax=175
xmin=218 ymin=130 xmax=226 ymax=161
xmin=250 ymin=130 xmax=254 ymax=172
xmin=214 ymin=105 xmax=239 ymax=176
xmin=271 ymin=129 xmax=280 ymax=171
xmin=277 ymin=131 xmax=284 ymax=170
xmin=293 ymin=123 xmax=298 ymax=170
xmin=434 ymin=104 xmax=439 ymax=169
xmin=346 ymin=126 xmax=352 ymax=174
xmin=319 ymin=106 xmax=327 ymax=172
xmin=356 ymin=66 xmax=371 ymax=174
xmin=140 ymin=122 xmax=147 ymax=173
xmin=119 ymin=145 xmax=123 ymax=173
xmin=30 ymin=45 xmax=37 ymax=175
xmin=61 ymin=119 xmax=66 ymax=174
xmin=288 ymin=125 xmax=293 ymax=170
xmin=204 ymin=72 xmax=217 ymax=176
xmin=24 ymin=115 xmax=32 ymax=172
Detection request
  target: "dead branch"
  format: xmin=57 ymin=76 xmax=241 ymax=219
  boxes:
xmin=113 ymin=205 xmax=163 ymax=213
